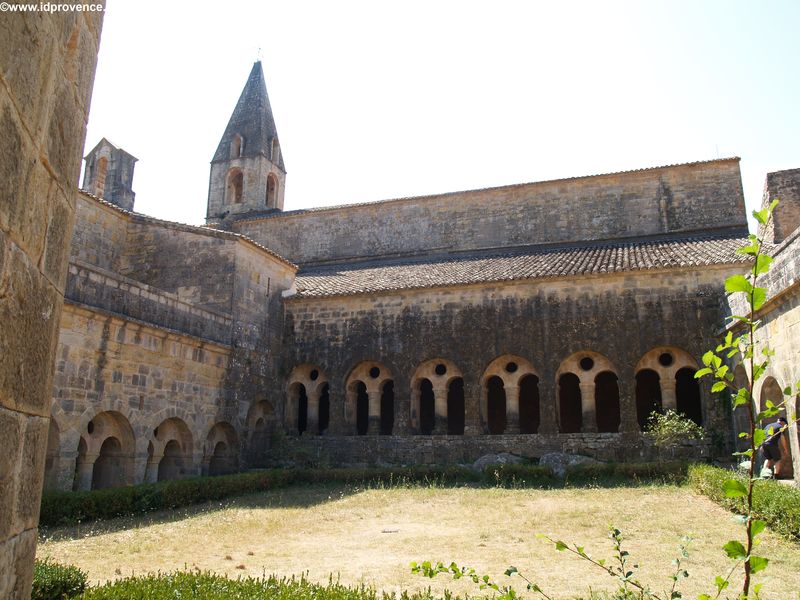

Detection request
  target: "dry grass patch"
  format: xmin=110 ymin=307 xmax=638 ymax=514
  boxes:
xmin=38 ymin=484 xmax=800 ymax=598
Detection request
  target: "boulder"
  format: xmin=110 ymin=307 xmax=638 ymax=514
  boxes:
xmin=472 ymin=452 xmax=525 ymax=470
xmin=539 ymin=452 xmax=602 ymax=477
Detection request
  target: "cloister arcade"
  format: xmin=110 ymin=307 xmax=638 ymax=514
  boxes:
xmin=45 ymin=344 xmax=791 ymax=491
xmin=286 ymin=347 xmax=707 ymax=437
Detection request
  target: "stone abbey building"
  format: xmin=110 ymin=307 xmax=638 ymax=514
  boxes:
xmin=44 ymin=62 xmax=800 ymax=491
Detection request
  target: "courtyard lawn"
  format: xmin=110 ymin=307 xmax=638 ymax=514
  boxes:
xmin=38 ymin=484 xmax=800 ymax=599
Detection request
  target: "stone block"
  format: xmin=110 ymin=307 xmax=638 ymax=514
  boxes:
xmin=0 ymin=13 xmax=56 ymax=139
xmin=0 ymin=103 xmax=26 ymax=234
xmin=43 ymin=189 xmax=76 ymax=288
xmin=0 ymin=245 xmax=61 ymax=416
xmin=0 ymin=407 xmax=22 ymax=540
xmin=15 ymin=415 xmax=48 ymax=532
xmin=45 ymin=78 xmax=83 ymax=190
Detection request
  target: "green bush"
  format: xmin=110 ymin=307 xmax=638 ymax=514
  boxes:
xmin=81 ymin=570 xmax=459 ymax=599
xmin=688 ymin=463 xmax=800 ymax=541
xmin=31 ymin=559 xmax=87 ymax=600
xmin=564 ymin=460 xmax=689 ymax=485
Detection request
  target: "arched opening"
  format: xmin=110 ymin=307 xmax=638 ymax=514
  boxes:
xmin=380 ymin=380 xmax=394 ymax=435
xmin=318 ymin=383 xmax=330 ymax=434
xmin=419 ymin=378 xmax=435 ymax=435
xmin=209 ymin=442 xmax=229 ymax=475
xmin=636 ymin=369 xmax=662 ymax=429
xmin=266 ymin=173 xmax=278 ymax=208
xmin=675 ymin=367 xmax=702 ymax=425
xmin=760 ymin=377 xmax=793 ymax=479
xmin=519 ymin=374 xmax=540 ymax=434
xmin=447 ymin=377 xmax=465 ymax=435
xmin=271 ymin=138 xmax=281 ymax=163
xmin=231 ymin=134 xmax=243 ymax=158
xmin=558 ymin=373 xmax=582 ymax=433
xmin=226 ymin=169 xmax=243 ymax=204
xmin=595 ymin=371 xmax=621 ymax=433
xmin=355 ymin=381 xmax=369 ymax=436
xmin=44 ymin=418 xmax=60 ymax=490
xmin=94 ymin=156 xmax=108 ymax=196
xmin=487 ymin=376 xmax=506 ymax=435
xmin=296 ymin=383 xmax=308 ymax=435
xmin=157 ymin=439 xmax=185 ymax=482
xmin=73 ymin=437 xmax=87 ymax=492
xmin=206 ymin=422 xmax=238 ymax=476
xmin=92 ymin=436 xmax=124 ymax=490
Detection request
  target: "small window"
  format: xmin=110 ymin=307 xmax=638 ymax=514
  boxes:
xmin=95 ymin=156 xmax=108 ymax=197
xmin=227 ymin=169 xmax=243 ymax=204
xmin=231 ymin=134 xmax=243 ymax=158
xmin=271 ymin=138 xmax=280 ymax=163
xmin=266 ymin=174 xmax=278 ymax=207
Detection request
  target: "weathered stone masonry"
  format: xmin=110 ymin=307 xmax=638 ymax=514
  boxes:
xmin=46 ymin=61 xmax=800 ymax=495
xmin=1 ymin=7 xmax=104 ymax=598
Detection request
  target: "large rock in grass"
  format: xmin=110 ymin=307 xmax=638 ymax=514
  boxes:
xmin=472 ymin=452 xmax=525 ymax=470
xmin=540 ymin=452 xmax=602 ymax=477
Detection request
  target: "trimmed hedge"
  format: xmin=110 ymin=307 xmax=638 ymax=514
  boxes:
xmin=81 ymin=571 xmax=458 ymax=599
xmin=688 ymin=463 xmax=800 ymax=541
xmin=40 ymin=462 xmax=687 ymax=528
xmin=32 ymin=559 xmax=87 ymax=600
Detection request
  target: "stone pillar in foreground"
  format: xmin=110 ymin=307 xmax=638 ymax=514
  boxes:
xmin=0 ymin=8 xmax=104 ymax=598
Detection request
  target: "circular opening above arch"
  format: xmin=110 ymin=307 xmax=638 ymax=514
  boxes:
xmin=658 ymin=352 xmax=674 ymax=367
xmin=579 ymin=357 xmax=594 ymax=371
xmin=505 ymin=361 xmax=518 ymax=373
xmin=434 ymin=363 xmax=447 ymax=376
xmin=309 ymin=369 xmax=319 ymax=381
xmin=369 ymin=366 xmax=381 ymax=379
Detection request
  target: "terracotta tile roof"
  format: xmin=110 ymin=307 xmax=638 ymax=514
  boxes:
xmin=293 ymin=233 xmax=752 ymax=298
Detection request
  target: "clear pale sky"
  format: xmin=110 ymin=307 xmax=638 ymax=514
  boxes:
xmin=84 ymin=0 xmax=800 ymax=228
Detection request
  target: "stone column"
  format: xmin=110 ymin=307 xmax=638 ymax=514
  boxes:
xmin=394 ymin=377 xmax=411 ymax=435
xmin=538 ymin=377 xmax=558 ymax=434
xmin=432 ymin=383 xmax=448 ymax=434
xmin=144 ymin=456 xmax=160 ymax=483
xmin=580 ymin=382 xmax=597 ymax=433
xmin=463 ymin=380 xmax=483 ymax=436
xmin=306 ymin=389 xmax=320 ymax=436
xmin=367 ymin=386 xmax=381 ymax=435
xmin=74 ymin=454 xmax=98 ymax=492
xmin=328 ymin=386 xmax=348 ymax=435
xmin=617 ymin=375 xmax=639 ymax=433
xmin=504 ymin=385 xmax=521 ymax=434
xmin=661 ymin=378 xmax=677 ymax=411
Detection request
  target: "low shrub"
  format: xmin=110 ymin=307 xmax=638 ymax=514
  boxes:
xmin=688 ymin=463 xmax=800 ymax=541
xmin=564 ymin=460 xmax=689 ymax=486
xmin=81 ymin=570 xmax=459 ymax=599
xmin=31 ymin=558 xmax=87 ymax=600
xmin=483 ymin=463 xmax=556 ymax=487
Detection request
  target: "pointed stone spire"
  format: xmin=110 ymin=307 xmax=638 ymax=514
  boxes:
xmin=207 ymin=62 xmax=287 ymax=222
xmin=212 ymin=61 xmax=285 ymax=171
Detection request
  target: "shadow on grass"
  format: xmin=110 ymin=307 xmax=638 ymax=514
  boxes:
xmin=39 ymin=482 xmax=364 ymax=543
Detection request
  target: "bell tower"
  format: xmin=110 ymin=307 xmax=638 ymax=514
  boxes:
xmin=207 ymin=61 xmax=286 ymax=223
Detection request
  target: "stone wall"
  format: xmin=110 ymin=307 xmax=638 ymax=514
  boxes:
xmin=66 ymin=261 xmax=233 ymax=344
xmin=0 ymin=7 xmax=103 ymax=597
xmin=281 ymin=265 xmax=743 ymax=458
xmin=50 ymin=191 xmax=298 ymax=481
xmin=235 ymin=159 xmax=747 ymax=266
xmin=760 ymin=168 xmax=800 ymax=244
xmin=275 ymin=433 xmax=712 ymax=467
xmin=728 ymin=229 xmax=800 ymax=483
xmin=48 ymin=303 xmax=231 ymax=491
